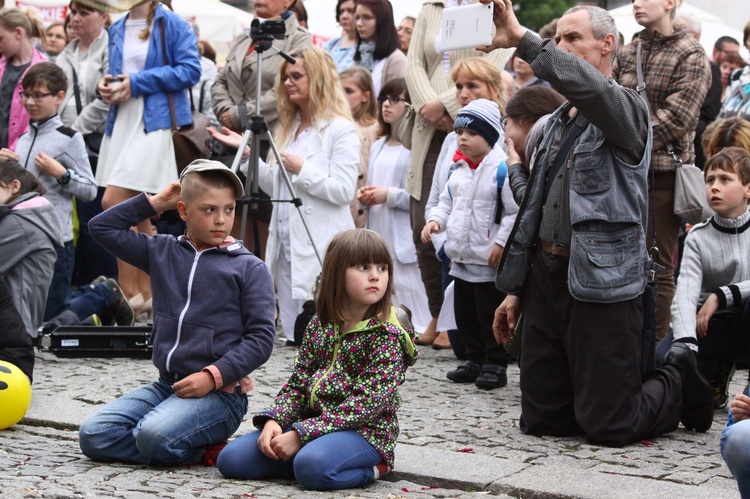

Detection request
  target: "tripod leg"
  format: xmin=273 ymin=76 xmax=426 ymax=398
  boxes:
xmin=267 ymin=135 xmax=323 ymax=266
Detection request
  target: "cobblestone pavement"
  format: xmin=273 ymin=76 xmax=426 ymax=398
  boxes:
xmin=0 ymin=332 xmax=742 ymax=498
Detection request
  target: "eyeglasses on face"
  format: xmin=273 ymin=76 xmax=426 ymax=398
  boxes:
xmin=18 ymin=91 xmax=54 ymax=102
xmin=500 ymin=115 xmax=508 ymax=131
xmin=282 ymin=72 xmax=307 ymax=84
xmin=378 ymin=96 xmax=411 ymax=106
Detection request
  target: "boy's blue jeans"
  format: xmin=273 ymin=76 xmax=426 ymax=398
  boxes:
xmin=217 ymin=429 xmax=382 ymax=490
xmin=79 ymin=377 xmax=247 ymax=465
xmin=721 ymin=417 xmax=750 ymax=498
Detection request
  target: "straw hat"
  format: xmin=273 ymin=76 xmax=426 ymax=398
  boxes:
xmin=70 ymin=0 xmax=172 ymax=14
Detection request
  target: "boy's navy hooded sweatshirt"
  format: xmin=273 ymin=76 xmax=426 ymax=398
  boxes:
xmin=89 ymin=193 xmax=276 ymax=386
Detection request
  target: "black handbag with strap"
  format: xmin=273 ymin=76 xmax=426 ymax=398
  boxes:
xmin=159 ymin=18 xmax=212 ymax=175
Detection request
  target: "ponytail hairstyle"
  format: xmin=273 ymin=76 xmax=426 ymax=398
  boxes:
xmin=0 ymin=159 xmax=46 ymax=205
xmin=138 ymin=1 xmax=159 ymax=41
xmin=339 ymin=66 xmax=377 ymax=126
xmin=0 ymin=8 xmax=47 ymax=48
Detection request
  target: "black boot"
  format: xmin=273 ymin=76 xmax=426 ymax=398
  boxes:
xmin=664 ymin=342 xmax=714 ymax=432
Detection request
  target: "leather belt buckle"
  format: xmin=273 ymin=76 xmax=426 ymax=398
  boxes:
xmin=539 ymin=240 xmax=571 ymax=258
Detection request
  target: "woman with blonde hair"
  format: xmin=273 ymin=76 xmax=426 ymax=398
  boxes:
xmin=0 ymin=8 xmax=48 ymax=150
xmin=340 ymin=65 xmax=378 ymax=227
xmin=210 ymin=47 xmax=360 ymax=346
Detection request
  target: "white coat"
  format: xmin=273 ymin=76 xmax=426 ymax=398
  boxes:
xmin=258 ymin=116 xmax=359 ymax=299
xmin=428 ymin=144 xmax=518 ymax=266
xmin=366 ymin=138 xmax=415 ymax=264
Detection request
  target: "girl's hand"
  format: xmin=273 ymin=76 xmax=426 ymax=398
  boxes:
xmin=0 ymin=148 xmax=20 ymax=161
xmin=270 ymin=431 xmax=303 ymax=461
xmin=173 ymin=371 xmax=215 ymax=398
xmin=97 ymin=75 xmax=117 ymax=104
xmin=149 ymin=181 xmax=182 ymax=212
xmin=35 ymin=152 xmax=67 ymax=179
xmin=421 ymin=221 xmax=439 ymax=243
xmin=207 ymin=126 xmax=248 ymax=154
xmin=112 ymin=74 xmax=132 ymax=104
xmin=279 ymin=152 xmax=304 ymax=174
xmin=257 ymin=420 xmax=283 ymax=460
xmin=357 ymin=185 xmax=388 ymax=206
xmin=488 ymin=243 xmax=504 ymax=267
xmin=730 ymin=393 xmax=750 ymax=423
xmin=696 ymin=293 xmax=719 ymax=338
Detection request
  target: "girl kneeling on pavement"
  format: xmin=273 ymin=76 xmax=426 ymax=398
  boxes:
xmin=217 ymin=229 xmax=418 ymax=491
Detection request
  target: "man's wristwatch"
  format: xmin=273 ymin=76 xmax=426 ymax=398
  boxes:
xmin=58 ymin=170 xmax=71 ymax=185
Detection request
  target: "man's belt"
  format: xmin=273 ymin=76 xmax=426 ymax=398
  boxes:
xmin=539 ymin=241 xmax=570 ymax=258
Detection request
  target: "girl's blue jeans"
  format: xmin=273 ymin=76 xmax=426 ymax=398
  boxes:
xmin=79 ymin=377 xmax=247 ymax=465
xmin=217 ymin=429 xmax=382 ymax=491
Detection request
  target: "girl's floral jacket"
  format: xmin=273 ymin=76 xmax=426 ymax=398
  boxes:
xmin=253 ymin=307 xmax=418 ymax=467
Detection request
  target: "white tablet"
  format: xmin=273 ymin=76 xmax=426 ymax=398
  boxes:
xmin=441 ymin=2 xmax=494 ymax=52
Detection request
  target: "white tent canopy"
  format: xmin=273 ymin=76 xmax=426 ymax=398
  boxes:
xmin=609 ymin=2 xmax=749 ymax=60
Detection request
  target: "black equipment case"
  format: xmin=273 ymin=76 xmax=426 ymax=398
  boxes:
xmin=38 ymin=326 xmax=153 ymax=358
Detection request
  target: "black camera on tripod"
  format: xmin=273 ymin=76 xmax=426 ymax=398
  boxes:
xmin=250 ymin=18 xmax=286 ymax=42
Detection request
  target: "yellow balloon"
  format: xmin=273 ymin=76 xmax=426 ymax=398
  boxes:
xmin=0 ymin=360 xmax=32 ymax=429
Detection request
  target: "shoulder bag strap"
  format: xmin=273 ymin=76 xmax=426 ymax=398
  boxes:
xmin=198 ymin=79 xmax=208 ymax=114
xmin=636 ymin=41 xmax=661 ymax=267
xmin=542 ymin=114 xmax=588 ymax=204
xmin=159 ymin=18 xmax=178 ymax=131
xmin=71 ymin=66 xmax=83 ymax=115
xmin=494 ymin=159 xmax=508 ymax=224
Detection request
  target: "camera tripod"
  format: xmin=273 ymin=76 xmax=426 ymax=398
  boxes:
xmin=230 ymin=22 xmax=322 ymax=265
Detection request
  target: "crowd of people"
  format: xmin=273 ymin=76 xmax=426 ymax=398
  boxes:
xmin=1 ymin=0 xmax=750 ymax=494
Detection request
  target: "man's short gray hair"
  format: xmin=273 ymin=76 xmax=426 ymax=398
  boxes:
xmin=563 ymin=5 xmax=619 ymax=57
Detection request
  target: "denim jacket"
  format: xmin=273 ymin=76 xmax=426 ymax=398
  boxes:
xmin=496 ymin=104 xmax=653 ymax=303
xmin=104 ymin=4 xmax=201 ymax=135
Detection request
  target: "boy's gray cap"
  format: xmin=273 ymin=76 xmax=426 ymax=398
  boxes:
xmin=179 ymin=159 xmax=244 ymax=198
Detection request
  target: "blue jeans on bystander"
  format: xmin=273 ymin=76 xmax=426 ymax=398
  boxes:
xmin=217 ymin=429 xmax=382 ymax=491
xmin=721 ymin=416 xmax=750 ymax=497
xmin=79 ymin=377 xmax=247 ymax=465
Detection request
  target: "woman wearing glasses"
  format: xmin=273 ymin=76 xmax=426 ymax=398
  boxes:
xmin=211 ymin=0 xmax=312 ymax=260
xmin=210 ymin=47 xmax=359 ymax=346
xmin=358 ymin=78 xmax=430 ymax=334
xmin=353 ymin=0 xmax=405 ymax=96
